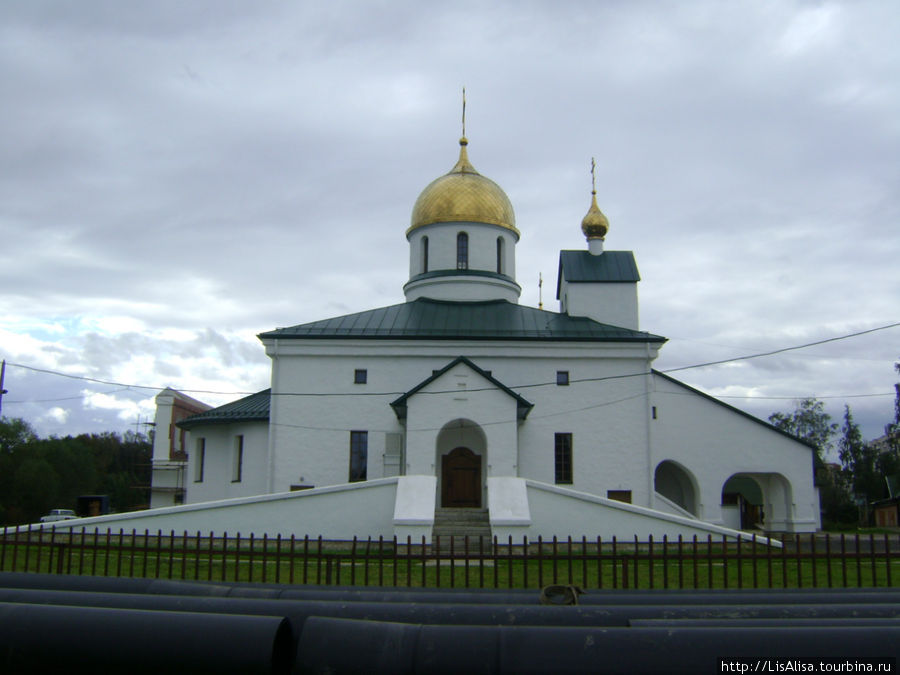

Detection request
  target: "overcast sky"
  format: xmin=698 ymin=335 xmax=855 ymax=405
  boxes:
xmin=1 ymin=1 xmax=897 ymax=451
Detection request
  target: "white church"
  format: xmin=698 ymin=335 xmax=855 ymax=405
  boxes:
xmin=98 ymin=131 xmax=821 ymax=542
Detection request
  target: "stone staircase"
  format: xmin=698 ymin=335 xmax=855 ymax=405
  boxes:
xmin=432 ymin=508 xmax=492 ymax=555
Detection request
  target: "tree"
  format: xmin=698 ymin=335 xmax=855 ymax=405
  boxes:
xmin=0 ymin=416 xmax=37 ymax=453
xmin=0 ymin=417 xmax=152 ymax=525
xmin=877 ymin=360 xmax=900 ymax=495
xmin=837 ymin=405 xmax=879 ymax=524
xmin=768 ymin=398 xmax=838 ymax=463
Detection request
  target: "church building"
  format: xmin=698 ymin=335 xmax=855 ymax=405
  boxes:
xmin=139 ymin=130 xmax=821 ymax=542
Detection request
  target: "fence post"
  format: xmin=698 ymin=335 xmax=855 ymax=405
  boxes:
xmin=885 ymin=533 xmax=892 ymax=587
xmin=751 ymin=533 xmax=758 ymax=589
xmin=289 ymin=534 xmax=296 ymax=585
xmin=869 ymin=533 xmax=877 ymax=585
xmin=662 ymin=534 xmax=668 ymax=589
xmin=596 ymin=536 xmax=602 ymax=590
xmin=24 ymin=523 xmax=32 ymax=572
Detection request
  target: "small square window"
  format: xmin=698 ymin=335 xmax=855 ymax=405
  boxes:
xmin=556 ymin=371 xmax=569 ymax=386
xmin=354 ymin=369 xmax=367 ymax=384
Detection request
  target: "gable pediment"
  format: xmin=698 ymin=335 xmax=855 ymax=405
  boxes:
xmin=390 ymin=356 xmax=533 ymax=421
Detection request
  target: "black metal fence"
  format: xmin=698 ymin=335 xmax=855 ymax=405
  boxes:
xmin=1 ymin=525 xmax=897 ymax=589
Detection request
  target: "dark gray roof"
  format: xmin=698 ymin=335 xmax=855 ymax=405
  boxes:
xmin=259 ymin=298 xmax=665 ymax=343
xmin=178 ymin=389 xmax=270 ymax=430
xmin=390 ymin=356 xmax=533 ymax=420
xmin=556 ymin=250 xmax=640 ymax=299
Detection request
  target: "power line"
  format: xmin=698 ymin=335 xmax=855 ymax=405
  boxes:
xmin=660 ymin=322 xmax=900 ymax=374
xmin=5 ymin=320 xmax=899 ymax=401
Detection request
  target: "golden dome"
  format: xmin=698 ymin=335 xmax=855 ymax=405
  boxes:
xmin=581 ymin=190 xmax=609 ymax=240
xmin=408 ymin=137 xmax=518 ymax=237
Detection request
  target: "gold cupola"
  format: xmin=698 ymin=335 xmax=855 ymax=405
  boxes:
xmin=581 ymin=191 xmax=609 ymax=241
xmin=582 ymin=158 xmax=609 ymax=255
xmin=407 ymin=136 xmax=518 ymax=238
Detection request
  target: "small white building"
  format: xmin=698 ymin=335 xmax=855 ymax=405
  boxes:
xmin=149 ymin=388 xmax=211 ymax=508
xmin=138 ymin=132 xmax=820 ymax=542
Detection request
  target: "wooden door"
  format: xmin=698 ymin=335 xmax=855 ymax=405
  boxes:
xmin=441 ymin=447 xmax=481 ymax=508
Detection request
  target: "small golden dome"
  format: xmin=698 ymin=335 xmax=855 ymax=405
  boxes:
xmin=581 ymin=190 xmax=609 ymax=240
xmin=408 ymin=137 xmax=518 ymax=237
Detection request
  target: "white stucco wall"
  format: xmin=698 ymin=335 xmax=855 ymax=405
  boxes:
xmin=523 ymin=481 xmax=778 ymax=544
xmin=37 ymin=478 xmax=399 ymax=539
xmin=186 ymin=421 xmax=269 ymax=504
xmin=263 ymin=339 xmax=661 ymax=512
xmin=560 ymin=280 xmax=639 ymax=331
xmin=404 ymin=361 xmax=520 ymax=493
xmin=649 ymin=373 xmax=820 ymax=532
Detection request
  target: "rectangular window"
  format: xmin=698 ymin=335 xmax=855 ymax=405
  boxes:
xmin=556 ymin=370 xmax=570 ymax=386
xmin=349 ymin=431 xmax=368 ymax=482
xmin=232 ymin=435 xmax=243 ymax=482
xmin=194 ymin=438 xmax=205 ymax=482
xmin=554 ymin=432 xmax=572 ymax=484
xmin=457 ymin=232 xmax=468 ymax=269
xmin=354 ymin=368 xmax=367 ymax=384
xmin=607 ymin=490 xmax=632 ymax=504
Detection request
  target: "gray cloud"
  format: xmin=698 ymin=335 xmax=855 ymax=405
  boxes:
xmin=1 ymin=1 xmax=897 ymax=441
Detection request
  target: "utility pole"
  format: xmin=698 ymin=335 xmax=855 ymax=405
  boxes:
xmin=0 ymin=360 xmax=7 ymax=417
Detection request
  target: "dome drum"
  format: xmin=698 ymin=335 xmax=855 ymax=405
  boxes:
xmin=407 ymin=224 xmax=517 ymax=279
xmin=404 ymin=271 xmax=521 ymax=303
xmin=404 ymin=136 xmax=521 ymax=303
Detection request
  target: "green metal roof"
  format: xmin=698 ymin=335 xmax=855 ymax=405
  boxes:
xmin=259 ymin=298 xmax=665 ymax=343
xmin=177 ymin=389 xmax=270 ymax=430
xmin=390 ymin=356 xmax=534 ymax=421
xmin=556 ymin=250 xmax=640 ymax=300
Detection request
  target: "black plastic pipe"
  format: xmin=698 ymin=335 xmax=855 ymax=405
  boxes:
xmin=0 ymin=601 xmax=293 ymax=674
xmin=630 ymin=617 xmax=900 ymax=627
xmin=2 ymin=587 xmax=898 ymax=630
xmin=296 ymin=617 xmax=900 ymax=674
xmin=5 ymin=572 xmax=900 ymax=606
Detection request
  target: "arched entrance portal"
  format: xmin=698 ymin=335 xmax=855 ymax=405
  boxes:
xmin=722 ymin=473 xmax=795 ymax=532
xmin=441 ymin=447 xmax=481 ymax=507
xmin=722 ymin=475 xmax=765 ymax=530
xmin=436 ymin=419 xmax=486 ymax=509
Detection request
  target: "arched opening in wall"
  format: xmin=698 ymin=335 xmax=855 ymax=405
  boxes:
xmin=654 ymin=460 xmax=698 ymax=516
xmin=496 ymin=236 xmax=504 ymax=274
xmin=721 ymin=474 xmax=766 ymax=530
xmin=722 ymin=473 xmax=798 ymax=533
xmin=422 ymin=236 xmax=429 ymax=273
xmin=436 ymin=419 xmax=486 ymax=508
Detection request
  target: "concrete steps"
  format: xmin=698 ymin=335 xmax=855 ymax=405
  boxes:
xmin=432 ymin=508 xmax=492 ymax=554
